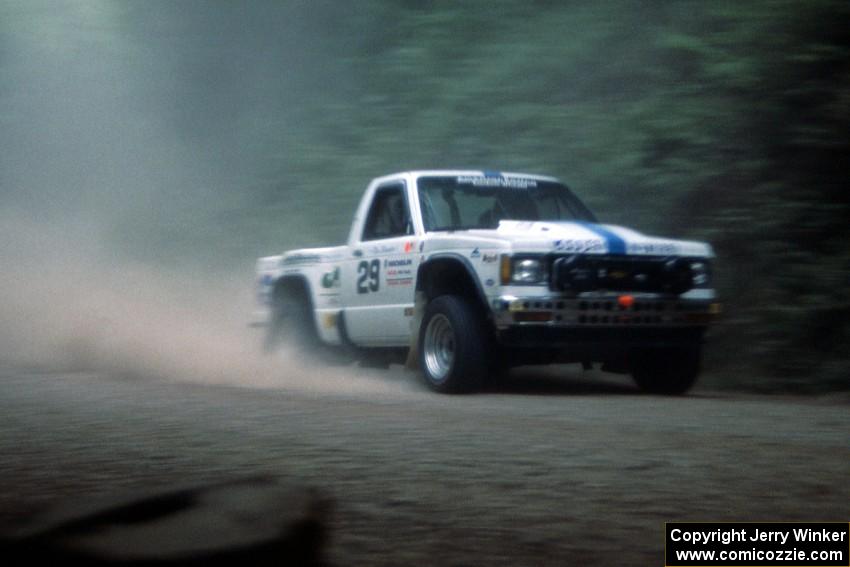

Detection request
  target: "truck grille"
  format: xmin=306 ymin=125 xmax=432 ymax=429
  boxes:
xmin=549 ymin=255 xmax=693 ymax=294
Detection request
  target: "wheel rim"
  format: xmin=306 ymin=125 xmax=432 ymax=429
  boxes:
xmin=423 ymin=314 xmax=455 ymax=382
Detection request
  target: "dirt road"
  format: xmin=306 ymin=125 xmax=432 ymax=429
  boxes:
xmin=0 ymin=365 xmax=847 ymax=565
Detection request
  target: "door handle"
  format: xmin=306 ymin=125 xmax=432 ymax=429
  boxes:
xmin=353 ymin=249 xmax=363 ymax=257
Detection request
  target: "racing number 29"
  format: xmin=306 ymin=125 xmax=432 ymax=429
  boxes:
xmin=357 ymin=259 xmax=380 ymax=294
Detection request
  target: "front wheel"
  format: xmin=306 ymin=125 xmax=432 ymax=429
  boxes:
xmin=418 ymin=295 xmax=488 ymax=393
xmin=630 ymin=346 xmax=701 ymax=395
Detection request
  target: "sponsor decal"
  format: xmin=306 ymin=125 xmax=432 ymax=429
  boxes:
xmin=403 ymin=307 xmax=414 ymax=317
xmin=386 ymin=268 xmax=413 ymax=285
xmin=470 ymin=247 xmax=481 ymax=259
xmin=387 ymin=269 xmax=412 ymax=276
xmin=404 ymin=241 xmax=414 ymax=253
xmin=628 ymin=242 xmax=677 ymax=255
xmin=321 ymin=266 xmax=341 ymax=288
xmin=482 ymin=253 xmax=498 ymax=263
xmin=457 ymin=175 xmax=538 ymax=189
xmin=282 ymin=253 xmax=321 ymax=265
xmin=384 ymin=257 xmax=414 ymax=287
xmin=553 ymin=239 xmax=606 ymax=253
xmin=368 ymin=244 xmax=398 ymax=255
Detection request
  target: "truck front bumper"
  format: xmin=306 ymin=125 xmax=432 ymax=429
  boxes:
xmin=491 ymin=293 xmax=721 ymax=350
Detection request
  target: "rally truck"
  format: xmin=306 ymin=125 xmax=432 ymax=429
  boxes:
xmin=254 ymin=170 xmax=720 ymax=394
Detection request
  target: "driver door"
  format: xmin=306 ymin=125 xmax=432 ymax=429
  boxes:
xmin=342 ymin=182 xmax=419 ymax=346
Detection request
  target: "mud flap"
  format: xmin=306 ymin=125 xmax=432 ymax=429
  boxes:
xmin=404 ymin=291 xmax=427 ymax=370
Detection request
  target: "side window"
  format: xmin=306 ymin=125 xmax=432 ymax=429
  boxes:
xmin=362 ymin=185 xmax=412 ymax=241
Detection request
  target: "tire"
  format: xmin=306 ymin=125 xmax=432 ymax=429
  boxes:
xmin=263 ymin=288 xmax=322 ymax=355
xmin=418 ymin=295 xmax=488 ymax=393
xmin=630 ymin=346 xmax=701 ymax=395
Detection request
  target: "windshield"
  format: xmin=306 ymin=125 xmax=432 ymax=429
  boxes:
xmin=417 ymin=175 xmax=597 ymax=231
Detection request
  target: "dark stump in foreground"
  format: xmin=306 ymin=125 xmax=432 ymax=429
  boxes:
xmin=2 ymin=476 xmax=332 ymax=566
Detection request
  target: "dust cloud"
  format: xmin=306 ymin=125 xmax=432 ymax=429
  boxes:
xmin=0 ymin=3 xmax=412 ymax=398
xmin=0 ymin=211 xmax=417 ymax=398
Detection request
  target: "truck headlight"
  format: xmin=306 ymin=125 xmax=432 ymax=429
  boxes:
xmin=511 ymin=257 xmax=545 ymax=284
xmin=690 ymin=261 xmax=711 ymax=287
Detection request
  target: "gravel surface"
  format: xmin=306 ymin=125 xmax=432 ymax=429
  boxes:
xmin=0 ymin=365 xmax=847 ymax=565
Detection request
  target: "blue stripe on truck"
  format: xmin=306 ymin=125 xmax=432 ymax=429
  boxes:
xmin=575 ymin=222 xmax=627 ymax=255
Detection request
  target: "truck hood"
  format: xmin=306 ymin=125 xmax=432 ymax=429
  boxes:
xmin=466 ymin=220 xmax=713 ymax=257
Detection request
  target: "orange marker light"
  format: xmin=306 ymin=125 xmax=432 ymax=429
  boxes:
xmin=618 ymin=295 xmax=635 ymax=309
xmin=500 ymin=255 xmax=512 ymax=285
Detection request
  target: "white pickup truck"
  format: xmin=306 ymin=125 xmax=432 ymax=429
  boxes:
xmin=254 ymin=170 xmax=720 ymax=394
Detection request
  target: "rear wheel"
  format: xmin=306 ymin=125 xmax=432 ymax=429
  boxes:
xmin=263 ymin=286 xmax=322 ymax=356
xmin=630 ymin=346 xmax=701 ymax=395
xmin=418 ymin=295 xmax=487 ymax=393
